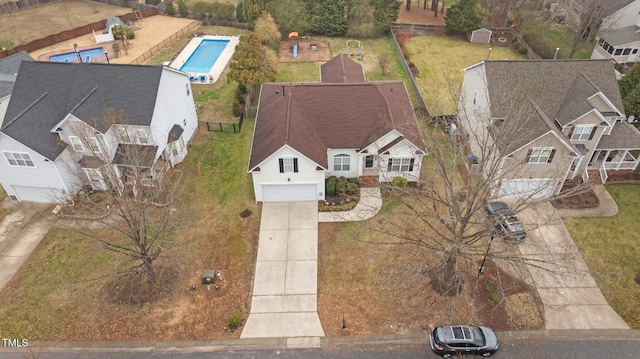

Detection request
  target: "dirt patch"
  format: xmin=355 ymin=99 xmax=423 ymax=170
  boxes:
xmin=397 ymin=2 xmax=447 ymax=25
xmin=278 ymin=40 xmax=331 ymax=63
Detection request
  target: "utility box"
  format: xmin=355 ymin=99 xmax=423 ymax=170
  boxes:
xmin=202 ymin=269 xmax=216 ymax=284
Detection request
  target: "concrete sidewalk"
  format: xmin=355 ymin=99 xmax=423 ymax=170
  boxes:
xmin=0 ymin=200 xmax=51 ymax=292
xmin=318 ymin=187 xmax=382 ymax=222
xmin=241 ymin=202 xmax=324 ymax=340
xmin=518 ymin=202 xmax=628 ymax=330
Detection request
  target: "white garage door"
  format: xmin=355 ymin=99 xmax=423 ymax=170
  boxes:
xmin=262 ymin=184 xmax=317 ymax=202
xmin=12 ymin=185 xmax=60 ymax=203
xmin=497 ymin=179 xmax=557 ymax=199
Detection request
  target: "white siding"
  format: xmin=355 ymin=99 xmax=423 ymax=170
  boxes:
xmin=457 ymin=63 xmax=493 ymax=161
xmin=0 ymin=94 xmax=10 ymax=128
xmin=251 ymin=146 xmax=325 ymax=202
xmin=150 ymin=68 xmax=198 ymax=164
xmin=602 ymin=1 xmax=640 ymax=30
xmin=326 ymin=148 xmax=359 ymax=178
xmin=0 ymin=133 xmax=76 ymax=203
xmin=379 ymin=140 xmax=423 ymax=182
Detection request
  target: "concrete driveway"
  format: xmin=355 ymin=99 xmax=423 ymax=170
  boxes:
xmin=0 ymin=201 xmax=51 ymax=292
xmin=517 ymin=202 xmax=628 ymax=330
xmin=241 ymin=202 xmax=324 ymax=341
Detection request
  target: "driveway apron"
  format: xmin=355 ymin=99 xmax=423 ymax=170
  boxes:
xmin=241 ymin=202 xmax=324 ymax=339
xmin=517 ymin=203 xmax=628 ymax=330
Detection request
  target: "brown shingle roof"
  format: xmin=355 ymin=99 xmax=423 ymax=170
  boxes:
xmin=249 ymin=81 xmax=425 ymax=170
xmin=320 ymin=53 xmax=366 ymax=83
xmin=484 ymin=60 xmax=624 ymax=128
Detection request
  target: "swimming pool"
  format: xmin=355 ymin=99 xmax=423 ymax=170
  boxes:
xmin=180 ymin=39 xmax=229 ymax=73
xmin=169 ymin=35 xmax=239 ymax=84
xmin=48 ymin=47 xmax=106 ymax=63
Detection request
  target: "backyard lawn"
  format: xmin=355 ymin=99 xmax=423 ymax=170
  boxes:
xmin=405 ymin=35 xmax=525 ymax=115
xmin=564 ymin=184 xmax=640 ymax=329
xmin=520 ymin=18 xmax=595 ymax=60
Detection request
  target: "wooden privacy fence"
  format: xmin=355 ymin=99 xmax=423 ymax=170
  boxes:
xmin=129 ymin=20 xmax=198 ymax=64
xmin=0 ymin=0 xmax=156 ymax=14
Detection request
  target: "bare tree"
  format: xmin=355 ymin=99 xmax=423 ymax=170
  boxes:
xmin=56 ymin=108 xmax=187 ymax=299
xmin=568 ymin=0 xmax=603 ymax=59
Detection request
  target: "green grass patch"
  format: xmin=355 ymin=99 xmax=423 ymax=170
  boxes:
xmin=520 ymin=18 xmax=594 ymax=60
xmin=406 ymin=35 xmax=525 ymax=115
xmin=564 ymin=184 xmax=640 ymax=328
xmin=276 ymin=62 xmax=321 ymax=82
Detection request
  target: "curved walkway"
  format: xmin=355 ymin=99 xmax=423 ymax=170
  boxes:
xmin=318 ymin=187 xmax=382 ymax=222
xmin=556 ymin=185 xmax=618 ymax=218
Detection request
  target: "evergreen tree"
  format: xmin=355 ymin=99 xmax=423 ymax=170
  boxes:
xmin=444 ymin=0 xmax=481 ymax=34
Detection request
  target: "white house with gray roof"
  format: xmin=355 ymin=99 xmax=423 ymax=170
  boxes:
xmin=458 ymin=59 xmax=640 ymax=198
xmin=0 ymin=51 xmax=33 ymax=126
xmin=0 ymin=61 xmax=198 ymax=203
xmin=591 ymin=0 xmax=640 ymax=65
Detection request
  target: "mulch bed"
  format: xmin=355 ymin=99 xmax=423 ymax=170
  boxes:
xmin=552 ymin=179 xmax=600 ymax=209
xmin=278 ymin=40 xmax=331 ymax=63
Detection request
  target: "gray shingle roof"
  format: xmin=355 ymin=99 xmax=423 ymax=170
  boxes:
xmin=603 ymin=0 xmax=637 ymax=18
xmin=0 ymin=51 xmax=33 ymax=99
xmin=1 ymin=61 xmax=164 ymax=160
xmin=484 ymin=60 xmax=624 ymax=128
xmin=599 ymin=25 xmax=640 ymax=47
xmin=597 ymin=121 xmax=640 ymax=149
xmin=249 ymin=81 xmax=426 ymax=170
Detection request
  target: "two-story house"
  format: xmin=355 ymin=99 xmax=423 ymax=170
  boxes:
xmin=590 ymin=0 xmax=640 ymax=65
xmin=0 ymin=61 xmax=198 ymax=203
xmin=458 ymin=59 xmax=640 ymax=198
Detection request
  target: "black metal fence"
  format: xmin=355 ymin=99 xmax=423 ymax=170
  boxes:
xmin=200 ymin=121 xmax=241 ymax=133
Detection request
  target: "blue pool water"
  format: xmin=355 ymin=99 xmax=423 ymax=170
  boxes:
xmin=49 ymin=47 xmax=106 ymax=63
xmin=179 ymin=39 xmax=230 ymax=74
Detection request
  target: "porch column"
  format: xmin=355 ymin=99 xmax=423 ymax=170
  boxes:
xmin=617 ymin=150 xmax=629 ymax=170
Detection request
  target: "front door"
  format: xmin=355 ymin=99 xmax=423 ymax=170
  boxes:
xmin=364 ymin=155 xmax=374 ymax=168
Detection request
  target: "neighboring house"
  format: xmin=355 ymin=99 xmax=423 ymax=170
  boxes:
xmin=587 ymin=0 xmax=640 ymax=65
xmin=248 ymin=54 xmax=426 ymax=202
xmin=458 ymin=59 xmax=640 ymax=199
xmin=0 ymin=61 xmax=198 ymax=203
xmin=550 ymin=0 xmax=637 ymax=29
xmin=0 ymin=51 xmax=33 ymax=126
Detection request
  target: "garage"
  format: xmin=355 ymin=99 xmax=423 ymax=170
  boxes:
xmin=262 ymin=184 xmax=318 ymax=202
xmin=12 ymin=185 xmax=61 ymax=203
xmin=497 ymin=179 xmax=558 ymax=199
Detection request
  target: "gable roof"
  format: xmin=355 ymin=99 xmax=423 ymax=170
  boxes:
xmin=320 ymin=53 xmax=366 ymax=83
xmin=1 ymin=61 xmax=165 ymax=160
xmin=249 ymin=81 xmax=425 ymax=170
xmin=483 ymin=60 xmax=624 ymax=128
xmin=0 ymin=51 xmax=33 ymax=99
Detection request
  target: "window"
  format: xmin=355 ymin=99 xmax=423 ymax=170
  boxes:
xmin=69 ymin=136 xmax=84 ymax=152
xmin=571 ymin=125 xmax=594 ymax=141
xmin=137 ymin=129 xmax=148 ymax=144
xmin=333 ymin=154 xmax=350 ymax=171
xmin=633 ymin=49 xmax=639 ymax=54
xmin=615 ymin=48 xmax=623 ymax=56
xmin=387 ymin=158 xmax=415 ymax=172
xmin=88 ymin=137 xmax=101 ymax=153
xmin=4 ymin=152 xmax=35 ymax=167
xmin=623 ymin=48 xmax=631 ymax=55
xmin=473 ymin=90 xmax=478 ymax=105
xmin=278 ymin=157 xmax=298 ymax=173
xmin=527 ymin=147 xmax=555 ymax=164
xmin=119 ymin=127 xmax=131 ymax=143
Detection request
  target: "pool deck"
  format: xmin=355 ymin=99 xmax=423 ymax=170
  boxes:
xmin=169 ymin=35 xmax=239 ymax=84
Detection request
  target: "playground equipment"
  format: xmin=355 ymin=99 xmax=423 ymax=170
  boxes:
xmin=289 ymin=32 xmax=299 ymax=58
xmin=344 ymin=40 xmax=364 ymax=60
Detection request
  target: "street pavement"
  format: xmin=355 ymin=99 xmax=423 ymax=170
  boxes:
xmin=241 ymin=202 xmax=324 ymax=340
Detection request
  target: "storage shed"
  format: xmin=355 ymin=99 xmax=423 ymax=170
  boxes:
xmin=468 ymin=27 xmax=492 ymax=44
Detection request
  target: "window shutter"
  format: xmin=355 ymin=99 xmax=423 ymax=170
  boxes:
xmin=293 ymin=158 xmax=298 ymax=173
xmin=409 ymin=158 xmax=415 ymax=171
xmin=525 ymin=149 xmax=532 ymax=164
xmin=588 ymin=126 xmax=597 ymax=140
xmin=388 ymin=159 xmax=393 ymax=171
xmin=548 ymin=149 xmax=556 ymax=163
xmin=279 ymin=158 xmax=284 ymax=173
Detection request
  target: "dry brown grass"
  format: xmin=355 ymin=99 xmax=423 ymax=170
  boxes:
xmin=0 ymin=0 xmax=132 ymax=46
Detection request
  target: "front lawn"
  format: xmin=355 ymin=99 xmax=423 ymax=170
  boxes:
xmin=405 ymin=35 xmax=525 ymax=115
xmin=564 ymin=184 xmax=640 ymax=328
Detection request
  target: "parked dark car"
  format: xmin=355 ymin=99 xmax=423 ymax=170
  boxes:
xmin=429 ymin=325 xmax=499 ymax=357
xmin=486 ymin=201 xmax=526 ymax=243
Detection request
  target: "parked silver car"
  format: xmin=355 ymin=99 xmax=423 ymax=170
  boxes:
xmin=486 ymin=201 xmax=526 ymax=243
xmin=429 ymin=325 xmax=499 ymax=357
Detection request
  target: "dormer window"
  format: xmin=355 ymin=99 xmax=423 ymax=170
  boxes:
xmin=570 ymin=125 xmax=595 ymax=141
xmin=69 ymin=136 xmax=84 ymax=152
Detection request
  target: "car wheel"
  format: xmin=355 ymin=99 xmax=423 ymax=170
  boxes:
xmin=482 ymin=352 xmax=493 ymax=357
xmin=442 ymin=355 xmax=452 ymax=358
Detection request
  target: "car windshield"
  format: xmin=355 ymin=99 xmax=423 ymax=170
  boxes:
xmin=471 ymin=326 xmax=486 ymax=346
xmin=505 ymin=214 xmax=525 ymax=232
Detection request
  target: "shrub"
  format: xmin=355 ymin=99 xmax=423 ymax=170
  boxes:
xmin=254 ymin=14 xmax=281 ymax=45
xmin=165 ymin=1 xmax=175 ymax=16
xmin=145 ymin=0 xmax=160 ymax=5
xmin=335 ymin=181 xmax=347 ymax=194
xmin=236 ymin=2 xmax=244 ymax=22
xmin=227 ymin=312 xmax=243 ymax=331
xmin=346 ymin=183 xmax=359 ymax=195
xmin=126 ymin=29 xmax=135 ymax=40
xmin=518 ymin=45 xmax=528 ymax=55
xmin=445 ymin=27 xmax=455 ymax=36
xmin=347 ymin=177 xmax=359 ymax=184
xmin=488 ymin=293 xmax=500 ymax=307
xmin=337 ymin=176 xmax=348 ymax=183
xmin=319 ymin=200 xmax=357 ymax=212
xmin=327 ymin=176 xmax=338 ymax=184
xmin=391 ymin=176 xmax=407 ymax=188
xmin=326 ymin=182 xmax=336 ymax=197
xmin=232 ymin=99 xmax=242 ymax=117
xmin=395 ymin=31 xmax=412 ymax=47
xmin=178 ymin=0 xmax=188 ymax=17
